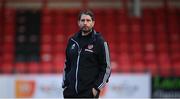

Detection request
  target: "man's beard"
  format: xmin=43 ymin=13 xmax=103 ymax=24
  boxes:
xmin=81 ymin=27 xmax=92 ymax=33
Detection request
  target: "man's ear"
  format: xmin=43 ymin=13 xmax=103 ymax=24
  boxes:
xmin=92 ymin=21 xmax=95 ymax=27
xmin=77 ymin=21 xmax=80 ymax=26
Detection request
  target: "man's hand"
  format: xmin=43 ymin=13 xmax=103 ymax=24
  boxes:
xmin=92 ymin=88 xmax=98 ymax=96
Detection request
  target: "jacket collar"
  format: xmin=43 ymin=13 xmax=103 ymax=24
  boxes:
xmin=72 ymin=29 xmax=97 ymax=43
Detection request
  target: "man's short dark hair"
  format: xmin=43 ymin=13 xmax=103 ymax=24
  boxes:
xmin=78 ymin=9 xmax=95 ymax=21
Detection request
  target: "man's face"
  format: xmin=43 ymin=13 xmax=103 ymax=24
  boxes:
xmin=78 ymin=14 xmax=95 ymax=32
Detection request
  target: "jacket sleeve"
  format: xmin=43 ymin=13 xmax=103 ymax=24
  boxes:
xmin=94 ymin=40 xmax=111 ymax=91
xmin=62 ymin=39 xmax=71 ymax=88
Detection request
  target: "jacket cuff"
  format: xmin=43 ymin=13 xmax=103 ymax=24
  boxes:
xmin=62 ymin=85 xmax=65 ymax=88
xmin=94 ymin=86 xmax=100 ymax=92
xmin=62 ymin=81 xmax=66 ymax=88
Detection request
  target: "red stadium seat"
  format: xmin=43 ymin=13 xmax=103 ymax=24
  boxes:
xmin=111 ymin=60 xmax=119 ymax=72
xmin=52 ymin=55 xmax=64 ymax=73
xmin=131 ymin=52 xmax=145 ymax=72
xmin=1 ymin=62 xmax=14 ymax=74
xmin=52 ymin=43 xmax=65 ymax=53
xmin=4 ymin=25 xmax=15 ymax=34
xmin=41 ymin=43 xmax=52 ymax=52
xmin=41 ymin=62 xmax=53 ymax=73
xmin=42 ymin=15 xmax=53 ymax=24
xmin=130 ymin=43 xmax=142 ymax=53
xmin=41 ymin=52 xmax=52 ymax=62
xmin=146 ymin=62 xmax=159 ymax=76
xmin=117 ymin=42 xmax=129 ymax=53
xmin=144 ymin=52 xmax=159 ymax=76
xmin=41 ymin=25 xmax=53 ymax=34
xmin=158 ymin=53 xmax=172 ymax=77
xmin=2 ymin=52 xmax=14 ymax=62
xmin=172 ymin=61 xmax=180 ymax=77
xmin=132 ymin=61 xmax=146 ymax=72
xmin=28 ymin=62 xmax=40 ymax=73
xmin=117 ymin=53 xmax=132 ymax=72
xmin=2 ymin=43 xmax=14 ymax=52
xmin=15 ymin=62 xmax=27 ymax=73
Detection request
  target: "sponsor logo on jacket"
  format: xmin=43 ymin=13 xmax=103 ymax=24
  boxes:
xmin=85 ymin=44 xmax=94 ymax=53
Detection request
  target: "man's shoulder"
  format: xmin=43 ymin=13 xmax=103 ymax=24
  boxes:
xmin=94 ymin=32 xmax=105 ymax=42
xmin=67 ymin=32 xmax=79 ymax=40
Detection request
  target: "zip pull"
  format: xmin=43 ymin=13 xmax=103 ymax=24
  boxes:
xmin=78 ymin=49 xmax=82 ymax=54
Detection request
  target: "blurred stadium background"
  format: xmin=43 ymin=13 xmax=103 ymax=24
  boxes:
xmin=0 ymin=0 xmax=179 ymax=98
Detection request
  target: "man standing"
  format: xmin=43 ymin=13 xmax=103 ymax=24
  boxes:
xmin=62 ymin=9 xmax=111 ymax=98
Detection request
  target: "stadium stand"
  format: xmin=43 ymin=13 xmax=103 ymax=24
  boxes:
xmin=0 ymin=0 xmax=179 ymax=77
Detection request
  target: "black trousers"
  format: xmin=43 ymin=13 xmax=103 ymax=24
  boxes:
xmin=63 ymin=87 xmax=100 ymax=98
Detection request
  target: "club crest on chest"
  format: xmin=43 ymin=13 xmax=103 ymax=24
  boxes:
xmin=71 ymin=44 xmax=76 ymax=49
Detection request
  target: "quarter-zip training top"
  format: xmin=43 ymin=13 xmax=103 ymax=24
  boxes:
xmin=62 ymin=29 xmax=111 ymax=94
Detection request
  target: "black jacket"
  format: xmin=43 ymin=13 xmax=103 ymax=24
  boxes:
xmin=62 ymin=29 xmax=111 ymax=94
